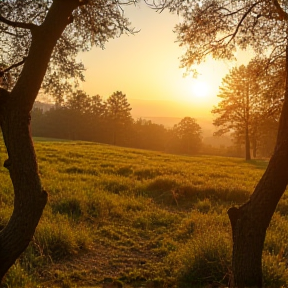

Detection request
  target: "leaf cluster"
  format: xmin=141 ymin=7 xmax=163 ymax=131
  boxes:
xmin=151 ymin=0 xmax=288 ymax=72
xmin=212 ymin=56 xmax=284 ymax=141
xmin=0 ymin=0 xmax=137 ymax=98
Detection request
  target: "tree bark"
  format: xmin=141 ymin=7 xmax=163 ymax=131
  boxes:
xmin=228 ymin=42 xmax=288 ymax=287
xmin=245 ymin=123 xmax=251 ymax=160
xmin=0 ymin=0 xmax=82 ymax=281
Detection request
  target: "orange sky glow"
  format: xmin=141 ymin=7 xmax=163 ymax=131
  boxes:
xmin=77 ymin=2 xmax=252 ymax=119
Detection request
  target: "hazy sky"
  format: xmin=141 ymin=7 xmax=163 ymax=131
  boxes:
xmin=77 ymin=2 xmax=252 ymax=118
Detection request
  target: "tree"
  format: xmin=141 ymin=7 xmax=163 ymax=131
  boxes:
xmin=64 ymin=90 xmax=92 ymax=140
xmin=31 ymin=107 xmax=46 ymax=137
xmin=158 ymin=0 xmax=288 ymax=286
xmin=89 ymin=94 xmax=107 ymax=143
xmin=212 ymin=65 xmax=254 ymax=160
xmin=212 ymin=58 xmax=284 ymax=160
xmin=169 ymin=117 xmax=202 ymax=154
xmin=105 ymin=91 xmax=133 ymax=146
xmin=132 ymin=118 xmax=168 ymax=151
xmin=0 ymin=0 xmax=135 ymax=281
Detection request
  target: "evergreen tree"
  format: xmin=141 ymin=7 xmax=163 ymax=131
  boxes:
xmin=105 ymin=91 xmax=133 ymax=146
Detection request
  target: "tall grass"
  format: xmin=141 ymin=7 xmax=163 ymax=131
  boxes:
xmin=1 ymin=138 xmax=287 ymax=287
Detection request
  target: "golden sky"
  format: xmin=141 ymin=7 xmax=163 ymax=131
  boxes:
xmin=78 ymin=2 xmax=252 ymax=118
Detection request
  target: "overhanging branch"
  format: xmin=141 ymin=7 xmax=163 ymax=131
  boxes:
xmin=227 ymin=1 xmax=261 ymax=46
xmin=0 ymin=14 xmax=36 ymax=30
xmin=0 ymin=58 xmax=26 ymax=77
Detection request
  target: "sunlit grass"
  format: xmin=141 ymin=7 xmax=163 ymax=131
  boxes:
xmin=1 ymin=138 xmax=287 ymax=287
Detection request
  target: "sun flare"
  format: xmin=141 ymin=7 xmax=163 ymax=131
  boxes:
xmin=192 ymin=80 xmax=210 ymax=99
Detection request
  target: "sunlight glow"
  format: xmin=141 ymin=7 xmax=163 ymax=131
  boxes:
xmin=192 ymin=80 xmax=210 ymax=99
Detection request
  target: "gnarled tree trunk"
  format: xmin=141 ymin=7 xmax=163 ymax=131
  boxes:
xmin=0 ymin=0 xmax=81 ymax=281
xmin=228 ymin=43 xmax=288 ymax=287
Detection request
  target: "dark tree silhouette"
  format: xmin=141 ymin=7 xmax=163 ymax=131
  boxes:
xmin=156 ymin=0 xmax=288 ymax=286
xmin=212 ymin=58 xmax=284 ymax=160
xmin=0 ymin=0 xmax=135 ymax=281
xmin=171 ymin=117 xmax=202 ymax=154
xmin=105 ymin=91 xmax=133 ymax=145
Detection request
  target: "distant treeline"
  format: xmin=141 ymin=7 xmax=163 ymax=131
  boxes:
xmin=32 ymin=90 xmax=277 ymax=158
xmin=31 ymin=90 xmax=203 ymax=155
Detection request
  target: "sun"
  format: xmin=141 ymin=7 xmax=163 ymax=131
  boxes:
xmin=192 ymin=80 xmax=210 ymax=99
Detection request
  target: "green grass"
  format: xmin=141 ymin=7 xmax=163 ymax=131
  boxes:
xmin=1 ymin=139 xmax=288 ymax=287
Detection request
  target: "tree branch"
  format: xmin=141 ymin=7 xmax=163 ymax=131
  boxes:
xmin=226 ymin=1 xmax=261 ymax=46
xmin=0 ymin=14 xmax=37 ymax=30
xmin=0 ymin=58 xmax=26 ymax=77
xmin=272 ymin=0 xmax=288 ymax=21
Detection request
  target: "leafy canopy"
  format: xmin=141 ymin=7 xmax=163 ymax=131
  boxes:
xmin=0 ymin=0 xmax=137 ymax=99
xmin=152 ymin=0 xmax=288 ymax=71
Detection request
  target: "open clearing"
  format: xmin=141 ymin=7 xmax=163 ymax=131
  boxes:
xmin=1 ymin=139 xmax=287 ymax=288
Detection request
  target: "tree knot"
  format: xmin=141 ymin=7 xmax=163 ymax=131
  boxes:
xmin=228 ymin=206 xmax=240 ymax=242
xmin=3 ymin=158 xmax=11 ymax=170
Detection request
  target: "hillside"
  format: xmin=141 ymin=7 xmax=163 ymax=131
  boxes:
xmin=1 ymin=140 xmax=287 ymax=288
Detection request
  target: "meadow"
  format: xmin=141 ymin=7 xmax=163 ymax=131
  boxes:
xmin=0 ymin=138 xmax=288 ymax=288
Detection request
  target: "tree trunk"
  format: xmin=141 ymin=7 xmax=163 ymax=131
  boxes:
xmin=228 ymin=43 xmax=288 ymax=287
xmin=0 ymin=0 xmax=82 ymax=281
xmin=245 ymin=123 xmax=251 ymax=160
xmin=252 ymin=133 xmax=257 ymax=158
xmin=0 ymin=109 xmax=48 ymax=279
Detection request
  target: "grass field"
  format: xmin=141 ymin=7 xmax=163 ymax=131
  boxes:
xmin=1 ymin=138 xmax=288 ymax=288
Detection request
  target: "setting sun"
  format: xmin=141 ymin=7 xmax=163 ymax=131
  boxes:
xmin=192 ymin=80 xmax=210 ymax=99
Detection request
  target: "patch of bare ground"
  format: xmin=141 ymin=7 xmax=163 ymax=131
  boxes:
xmin=38 ymin=235 xmax=166 ymax=288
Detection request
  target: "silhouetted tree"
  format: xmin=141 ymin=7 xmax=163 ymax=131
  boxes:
xmin=89 ymin=94 xmax=107 ymax=142
xmin=213 ymin=65 xmax=254 ymax=160
xmin=64 ymin=90 xmax=92 ymax=140
xmin=168 ymin=117 xmax=202 ymax=154
xmin=212 ymin=58 xmax=284 ymax=160
xmin=132 ymin=118 xmax=168 ymax=151
xmin=105 ymin=91 xmax=133 ymax=146
xmin=0 ymin=0 xmax=136 ymax=280
xmin=31 ymin=107 xmax=46 ymax=137
xmin=163 ymin=0 xmax=288 ymax=285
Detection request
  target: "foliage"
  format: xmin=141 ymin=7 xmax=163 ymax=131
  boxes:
xmin=212 ymin=58 xmax=284 ymax=159
xmin=0 ymin=0 xmax=135 ymax=98
xmin=0 ymin=0 xmax=142 ymax=280
xmin=31 ymin=95 xmax=204 ymax=155
xmin=105 ymin=91 xmax=133 ymax=145
xmin=157 ymin=0 xmax=288 ymax=73
xmin=169 ymin=117 xmax=202 ymax=155
xmin=132 ymin=118 xmax=168 ymax=151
